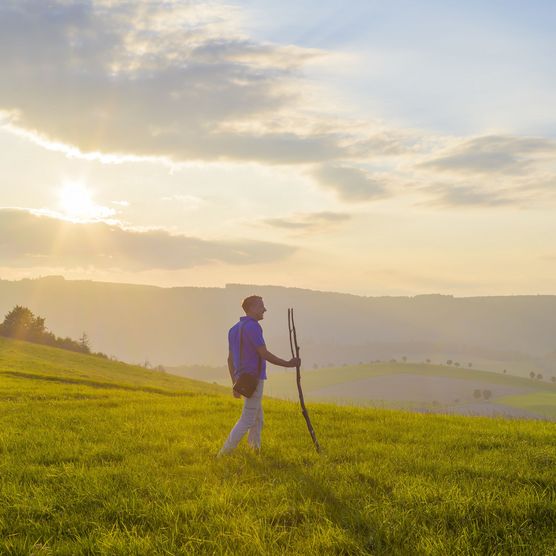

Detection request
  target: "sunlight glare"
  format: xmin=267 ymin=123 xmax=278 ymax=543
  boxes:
xmin=57 ymin=182 xmax=114 ymax=222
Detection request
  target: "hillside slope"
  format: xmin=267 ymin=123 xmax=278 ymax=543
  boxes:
xmin=0 ymin=336 xmax=227 ymax=396
xmin=1 ymin=338 xmax=555 ymax=554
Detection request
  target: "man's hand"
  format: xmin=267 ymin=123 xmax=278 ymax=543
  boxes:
xmin=256 ymin=345 xmax=301 ymax=368
xmin=233 ymin=389 xmax=241 ymax=399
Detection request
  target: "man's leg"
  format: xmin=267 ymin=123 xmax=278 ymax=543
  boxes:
xmin=219 ymin=380 xmax=263 ymax=455
xmin=247 ymin=381 xmax=264 ymax=449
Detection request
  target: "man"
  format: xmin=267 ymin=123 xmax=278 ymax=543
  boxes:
xmin=218 ymin=295 xmax=300 ymax=456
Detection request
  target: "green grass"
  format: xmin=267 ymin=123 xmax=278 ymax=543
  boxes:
xmin=498 ymin=391 xmax=556 ymax=419
xmin=1 ymin=337 xmax=556 ymax=554
xmin=0 ymin=336 xmax=227 ymax=396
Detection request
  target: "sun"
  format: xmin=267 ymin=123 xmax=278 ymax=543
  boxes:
xmin=57 ymin=181 xmax=114 ymax=222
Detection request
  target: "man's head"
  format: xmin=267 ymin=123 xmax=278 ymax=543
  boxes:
xmin=242 ymin=295 xmax=266 ymax=321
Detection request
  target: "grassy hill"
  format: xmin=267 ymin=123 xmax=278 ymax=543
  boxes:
xmin=1 ymin=337 xmax=556 ymax=554
xmin=169 ymin=361 xmax=556 ymax=420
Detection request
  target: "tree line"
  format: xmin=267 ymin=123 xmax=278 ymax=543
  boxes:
xmin=0 ymin=305 xmax=108 ymax=359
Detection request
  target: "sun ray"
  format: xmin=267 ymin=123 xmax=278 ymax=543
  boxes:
xmin=56 ymin=181 xmax=115 ymax=223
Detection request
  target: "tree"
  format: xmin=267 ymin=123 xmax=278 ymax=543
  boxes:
xmin=402 ymin=356 xmax=407 ymax=362
xmin=1 ymin=305 xmax=45 ymax=341
xmin=468 ymin=362 xmax=472 ymax=368
xmin=56 ymin=336 xmax=81 ymax=352
xmin=551 ymin=376 xmax=556 ymax=383
xmin=313 ymin=363 xmax=319 ymax=369
xmin=529 ymin=371 xmax=536 ymax=379
xmin=79 ymin=332 xmax=91 ymax=354
xmin=0 ymin=304 xmax=105 ymax=358
xmin=447 ymin=359 xmax=453 ymax=365
xmin=503 ymin=369 xmax=507 ymax=374
xmin=537 ymin=373 xmax=543 ymax=380
xmin=473 ymin=389 xmax=482 ymax=399
xmin=483 ymin=390 xmax=492 ymax=400
xmin=425 ymin=358 xmax=431 ymax=364
xmin=454 ymin=362 xmax=460 ymax=367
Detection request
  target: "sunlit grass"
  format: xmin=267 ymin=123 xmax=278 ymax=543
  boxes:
xmin=1 ymin=337 xmax=555 ymax=554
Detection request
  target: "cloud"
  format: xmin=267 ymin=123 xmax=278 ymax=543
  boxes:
xmin=262 ymin=211 xmax=351 ymax=233
xmin=419 ymin=135 xmax=556 ymax=176
xmin=419 ymin=184 xmax=518 ymax=208
xmin=412 ymin=134 xmax=556 ymax=207
xmin=0 ymin=0 xmax=407 ymax=166
xmin=1 ymin=1 xmax=553 ymax=213
xmin=0 ymin=208 xmax=295 ymax=270
xmin=312 ymin=164 xmax=388 ymax=202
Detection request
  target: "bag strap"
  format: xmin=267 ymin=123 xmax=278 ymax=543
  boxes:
xmin=238 ymin=320 xmax=262 ymax=378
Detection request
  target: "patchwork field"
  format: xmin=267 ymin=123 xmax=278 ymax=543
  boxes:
xmin=172 ymin=361 xmax=556 ymax=421
xmin=1 ymin=336 xmax=556 ymax=554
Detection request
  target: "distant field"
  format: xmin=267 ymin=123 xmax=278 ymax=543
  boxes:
xmin=2 ymin=337 xmax=556 ymax=554
xmin=171 ymin=361 xmax=556 ymax=421
xmin=498 ymin=391 xmax=556 ymax=419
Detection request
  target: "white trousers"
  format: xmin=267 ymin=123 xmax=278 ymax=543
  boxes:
xmin=220 ymin=379 xmax=264 ymax=453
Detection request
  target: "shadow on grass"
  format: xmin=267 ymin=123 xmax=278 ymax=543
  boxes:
xmin=0 ymin=370 xmax=197 ymax=397
xmin=242 ymin=449 xmax=378 ymax=553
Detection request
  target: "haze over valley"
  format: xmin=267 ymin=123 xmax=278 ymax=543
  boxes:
xmin=2 ymin=275 xmax=556 ymax=383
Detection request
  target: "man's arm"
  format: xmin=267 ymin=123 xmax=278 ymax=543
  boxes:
xmin=227 ymin=349 xmax=235 ymax=382
xmin=256 ymin=345 xmax=299 ymax=368
xmin=228 ymin=349 xmax=242 ymax=398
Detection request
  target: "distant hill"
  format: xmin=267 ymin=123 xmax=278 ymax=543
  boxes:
xmin=1 ymin=276 xmax=556 ymax=379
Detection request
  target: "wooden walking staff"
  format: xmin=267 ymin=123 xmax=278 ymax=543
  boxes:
xmin=288 ymin=308 xmax=321 ymax=454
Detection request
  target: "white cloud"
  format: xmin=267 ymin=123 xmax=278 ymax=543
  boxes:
xmin=413 ymin=134 xmax=556 ymax=208
xmin=0 ymin=1 xmax=554 ymax=213
xmin=0 ymin=208 xmax=295 ymax=270
xmin=0 ymin=0 xmax=409 ymax=169
xmin=419 ymin=135 xmax=556 ymax=176
xmin=262 ymin=210 xmax=351 ymax=234
xmin=418 ymin=184 xmax=518 ymax=208
xmin=312 ymin=164 xmax=388 ymax=202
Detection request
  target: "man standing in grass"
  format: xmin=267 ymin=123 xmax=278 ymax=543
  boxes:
xmin=218 ymin=295 xmax=300 ymax=456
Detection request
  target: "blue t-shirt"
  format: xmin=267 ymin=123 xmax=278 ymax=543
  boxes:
xmin=228 ymin=316 xmax=267 ymax=381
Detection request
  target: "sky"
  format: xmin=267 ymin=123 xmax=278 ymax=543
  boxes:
xmin=1 ymin=0 xmax=555 ymax=297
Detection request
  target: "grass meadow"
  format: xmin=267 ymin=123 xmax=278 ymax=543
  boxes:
xmin=1 ymin=336 xmax=556 ymax=554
